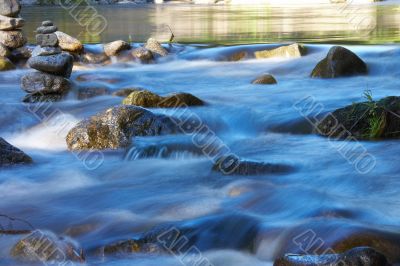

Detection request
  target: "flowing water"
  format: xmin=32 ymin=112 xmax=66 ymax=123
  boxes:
xmin=1 ymin=2 xmax=400 ymax=266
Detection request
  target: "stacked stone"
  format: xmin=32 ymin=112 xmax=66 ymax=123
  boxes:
xmin=0 ymin=0 xmax=26 ymax=64
xmin=21 ymin=21 xmax=73 ymax=102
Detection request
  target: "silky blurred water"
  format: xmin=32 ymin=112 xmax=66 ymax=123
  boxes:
xmin=1 ymin=42 xmax=400 ymax=265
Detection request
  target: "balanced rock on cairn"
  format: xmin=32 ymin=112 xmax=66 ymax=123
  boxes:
xmin=0 ymin=0 xmax=26 ymax=71
xmin=21 ymin=21 xmax=73 ymax=103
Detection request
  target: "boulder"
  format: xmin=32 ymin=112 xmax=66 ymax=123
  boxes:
xmin=212 ymin=155 xmax=293 ymax=176
xmin=254 ymin=43 xmax=306 ymax=59
xmin=81 ymin=52 xmax=110 ymax=65
xmin=10 ymin=46 xmax=32 ymax=60
xmin=66 ymin=105 xmax=179 ymax=150
xmin=311 ymin=46 xmax=367 ymax=78
xmin=28 ymin=52 xmax=74 ymax=78
xmin=122 ymin=90 xmax=163 ymax=107
xmin=103 ymin=40 xmax=130 ymax=57
xmin=0 ymin=14 xmax=24 ymax=30
xmin=131 ymin=47 xmax=153 ymax=63
xmin=144 ymin=38 xmax=168 ymax=57
xmin=0 ymin=43 xmax=10 ymax=57
xmin=317 ymin=96 xmax=400 ymax=140
xmin=31 ymin=46 xmax=62 ymax=57
xmin=55 ymin=31 xmax=84 ymax=53
xmin=21 ymin=72 xmax=71 ymax=94
xmin=0 ymin=137 xmax=32 ymax=167
xmin=36 ymin=33 xmax=59 ymax=47
xmin=0 ymin=30 xmax=26 ymax=49
xmin=0 ymin=0 xmax=21 ymax=17
xmin=112 ymin=88 xmax=142 ymax=97
xmin=251 ymin=74 xmax=277 ymax=85
xmin=122 ymin=90 xmax=205 ymax=108
xmin=274 ymin=247 xmax=390 ymax=266
xmin=0 ymin=56 xmax=15 ymax=71
xmin=10 ymin=230 xmax=84 ymax=263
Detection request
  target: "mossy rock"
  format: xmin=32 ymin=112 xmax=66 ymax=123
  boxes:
xmin=0 ymin=56 xmax=15 ymax=71
xmin=317 ymin=96 xmax=400 ymax=140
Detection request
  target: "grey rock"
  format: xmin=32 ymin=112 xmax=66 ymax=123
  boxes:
xmin=31 ymin=45 xmax=61 ymax=57
xmin=36 ymin=25 xmax=58 ymax=34
xmin=10 ymin=46 xmax=32 ymax=60
xmin=22 ymin=93 xmax=65 ymax=103
xmin=0 ymin=0 xmax=21 ymax=17
xmin=41 ymin=20 xmax=53 ymax=27
xmin=0 ymin=30 xmax=26 ymax=49
xmin=66 ymin=105 xmax=179 ymax=150
xmin=103 ymin=40 xmax=130 ymax=57
xmin=21 ymin=71 xmax=71 ymax=94
xmin=0 ymin=14 xmax=24 ymax=30
xmin=131 ymin=47 xmax=153 ymax=63
xmin=144 ymin=38 xmax=168 ymax=57
xmin=311 ymin=46 xmax=367 ymax=78
xmin=36 ymin=33 xmax=59 ymax=47
xmin=0 ymin=137 xmax=32 ymax=167
xmin=28 ymin=52 xmax=74 ymax=78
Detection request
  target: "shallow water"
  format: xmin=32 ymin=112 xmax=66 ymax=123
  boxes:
xmin=1 ymin=42 xmax=400 ymax=265
xmin=22 ymin=1 xmax=400 ymax=44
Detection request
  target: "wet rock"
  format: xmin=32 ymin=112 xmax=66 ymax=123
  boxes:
xmin=0 ymin=0 xmax=21 ymax=17
xmin=0 ymin=14 xmax=24 ymax=30
xmin=112 ymin=88 xmax=142 ymax=97
xmin=102 ymin=214 xmax=260 ymax=256
xmin=311 ymin=46 xmax=367 ymax=78
xmin=0 ymin=137 xmax=32 ymax=166
xmin=36 ymin=33 xmax=58 ymax=47
xmin=144 ymin=38 xmax=168 ymax=57
xmin=255 ymin=43 xmax=306 ymax=59
xmin=36 ymin=25 xmax=57 ymax=34
xmin=77 ymin=87 xmax=110 ymax=100
xmin=213 ymin=155 xmax=293 ymax=176
xmin=10 ymin=45 xmax=31 ymax=60
xmin=22 ymin=92 xmax=65 ymax=103
xmin=66 ymin=105 xmax=179 ymax=150
xmin=122 ymin=90 xmax=163 ymax=107
xmin=131 ymin=47 xmax=153 ymax=63
xmin=274 ymin=247 xmax=390 ymax=266
xmin=227 ymin=50 xmax=248 ymax=61
xmin=0 ymin=30 xmax=26 ymax=48
xmin=55 ymin=31 xmax=84 ymax=53
xmin=0 ymin=43 xmax=10 ymax=57
xmin=31 ymin=45 xmax=61 ymax=57
xmin=0 ymin=56 xmax=15 ymax=70
xmin=122 ymin=90 xmax=205 ymax=108
xmin=21 ymin=71 xmax=71 ymax=94
xmin=317 ymin=96 xmax=400 ymax=140
xmin=81 ymin=52 xmax=110 ymax=65
xmin=251 ymin=74 xmax=277 ymax=85
xmin=28 ymin=52 xmax=74 ymax=78
xmin=103 ymin=40 xmax=130 ymax=57
xmin=76 ymin=73 xmax=121 ymax=84
xmin=10 ymin=230 xmax=84 ymax=263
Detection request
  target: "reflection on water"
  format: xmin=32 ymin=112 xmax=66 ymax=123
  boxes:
xmin=22 ymin=2 xmax=400 ymax=44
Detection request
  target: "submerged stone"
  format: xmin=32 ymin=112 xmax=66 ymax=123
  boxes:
xmin=131 ymin=47 xmax=153 ymax=63
xmin=252 ymin=74 xmax=277 ymax=85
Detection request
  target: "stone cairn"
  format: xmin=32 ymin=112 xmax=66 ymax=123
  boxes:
xmin=0 ymin=0 xmax=26 ymax=58
xmin=21 ymin=21 xmax=74 ymax=102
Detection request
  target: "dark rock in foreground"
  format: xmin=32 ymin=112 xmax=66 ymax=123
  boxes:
xmin=66 ymin=105 xmax=179 ymax=150
xmin=311 ymin=46 xmax=367 ymax=78
xmin=11 ymin=230 xmax=84 ymax=263
xmin=252 ymin=74 xmax=277 ymax=85
xmin=212 ymin=155 xmax=293 ymax=176
xmin=317 ymin=96 xmax=400 ymax=140
xmin=21 ymin=71 xmax=71 ymax=94
xmin=274 ymin=247 xmax=391 ymax=266
xmin=0 ymin=137 xmax=32 ymax=167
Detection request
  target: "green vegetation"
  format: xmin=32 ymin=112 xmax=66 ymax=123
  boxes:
xmin=363 ymin=90 xmax=386 ymax=139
